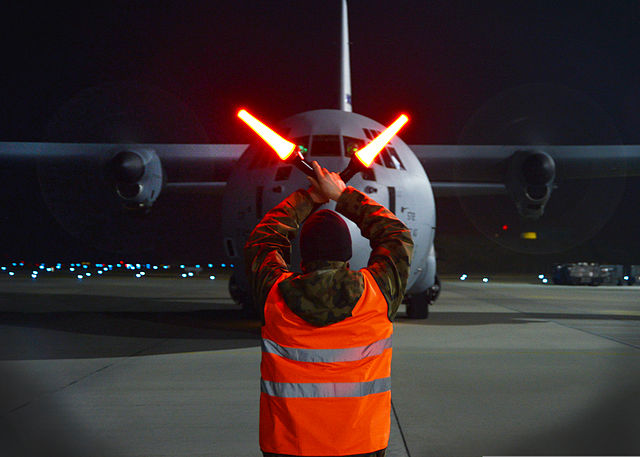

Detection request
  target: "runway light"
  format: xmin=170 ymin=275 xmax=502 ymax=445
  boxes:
xmin=209 ymin=275 xmax=216 ymax=280
xmin=1 ymin=267 xmax=6 ymax=271
xmin=542 ymin=278 xmax=549 ymax=284
xmin=459 ymin=274 xmax=467 ymax=281
xmin=97 ymin=270 xmax=103 ymax=275
xmin=9 ymin=272 xmax=15 ymax=276
xmin=482 ymin=277 xmax=489 ymax=283
xmin=624 ymin=275 xmax=630 ymax=281
xmin=70 ymin=267 xmax=75 ymax=272
xmin=538 ymin=274 xmax=545 ymax=280
xmin=188 ymin=272 xmax=194 ymax=277
xmin=135 ymin=273 xmax=141 ymax=278
xmin=77 ymin=275 xmax=83 ymax=279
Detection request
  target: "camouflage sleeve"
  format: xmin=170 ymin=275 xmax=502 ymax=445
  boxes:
xmin=335 ymin=187 xmax=414 ymax=320
xmin=244 ymin=189 xmax=316 ymax=321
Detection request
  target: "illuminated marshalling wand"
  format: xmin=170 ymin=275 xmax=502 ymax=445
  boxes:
xmin=339 ymin=114 xmax=409 ymax=182
xmin=237 ymin=109 xmax=409 ymax=182
xmin=237 ymin=109 xmax=315 ymax=177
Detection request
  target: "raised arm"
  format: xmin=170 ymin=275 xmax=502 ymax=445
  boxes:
xmin=335 ymin=188 xmax=414 ymax=320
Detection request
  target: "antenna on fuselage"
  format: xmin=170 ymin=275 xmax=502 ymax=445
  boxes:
xmin=340 ymin=0 xmax=352 ymax=112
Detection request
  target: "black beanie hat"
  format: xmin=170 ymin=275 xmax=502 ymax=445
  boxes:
xmin=300 ymin=210 xmax=352 ymax=263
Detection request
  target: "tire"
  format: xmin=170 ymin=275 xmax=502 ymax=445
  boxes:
xmin=427 ymin=275 xmax=441 ymax=302
xmin=406 ymin=291 xmax=430 ymax=319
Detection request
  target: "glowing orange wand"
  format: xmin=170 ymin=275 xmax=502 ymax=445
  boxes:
xmin=237 ymin=109 xmax=315 ymax=176
xmin=339 ymin=114 xmax=409 ymax=182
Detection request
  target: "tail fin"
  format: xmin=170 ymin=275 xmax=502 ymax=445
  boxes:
xmin=339 ymin=0 xmax=352 ymax=112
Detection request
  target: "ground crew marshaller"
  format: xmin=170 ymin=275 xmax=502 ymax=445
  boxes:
xmin=245 ymin=161 xmax=414 ymax=457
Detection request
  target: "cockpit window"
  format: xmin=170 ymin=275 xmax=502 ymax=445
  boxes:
xmin=343 ymin=136 xmax=365 ymax=158
xmin=387 ymin=147 xmax=405 ymax=170
xmin=310 ymin=135 xmax=342 ymax=156
xmin=380 ymin=149 xmax=394 ymax=168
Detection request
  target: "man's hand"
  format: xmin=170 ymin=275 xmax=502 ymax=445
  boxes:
xmin=307 ymin=161 xmax=347 ymax=202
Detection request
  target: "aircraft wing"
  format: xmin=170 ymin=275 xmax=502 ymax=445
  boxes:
xmin=409 ymin=145 xmax=640 ymax=196
xmin=0 ymin=141 xmax=248 ymax=189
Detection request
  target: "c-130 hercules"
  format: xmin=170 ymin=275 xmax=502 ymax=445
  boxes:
xmin=2 ymin=0 xmax=639 ymax=318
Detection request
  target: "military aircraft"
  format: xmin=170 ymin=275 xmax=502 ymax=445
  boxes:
xmin=1 ymin=1 xmax=639 ymax=319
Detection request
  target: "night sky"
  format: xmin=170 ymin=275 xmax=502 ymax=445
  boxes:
xmin=1 ymin=1 xmax=640 ymax=267
xmin=2 ymin=1 xmax=640 ymax=145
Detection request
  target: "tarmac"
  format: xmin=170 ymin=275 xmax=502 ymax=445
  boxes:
xmin=0 ymin=274 xmax=639 ymax=456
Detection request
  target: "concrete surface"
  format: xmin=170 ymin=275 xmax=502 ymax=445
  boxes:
xmin=0 ymin=276 xmax=638 ymax=456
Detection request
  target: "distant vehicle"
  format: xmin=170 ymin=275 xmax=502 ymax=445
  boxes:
xmin=551 ymin=263 xmax=639 ymax=286
xmin=552 ymin=262 xmax=603 ymax=286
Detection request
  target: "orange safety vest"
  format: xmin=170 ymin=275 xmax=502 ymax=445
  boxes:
xmin=260 ymin=269 xmax=393 ymax=456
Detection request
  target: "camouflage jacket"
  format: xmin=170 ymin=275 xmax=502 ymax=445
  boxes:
xmin=244 ymin=186 xmax=414 ymax=326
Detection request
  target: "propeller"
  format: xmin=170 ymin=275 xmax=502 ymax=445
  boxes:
xmin=456 ymin=83 xmax=625 ymax=254
xmin=36 ymin=82 xmax=209 ymax=256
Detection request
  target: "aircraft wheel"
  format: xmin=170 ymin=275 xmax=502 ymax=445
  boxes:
xmin=427 ymin=275 xmax=441 ymax=303
xmin=406 ymin=291 xmax=430 ymax=319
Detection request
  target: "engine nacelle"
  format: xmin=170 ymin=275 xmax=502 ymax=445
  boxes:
xmin=506 ymin=149 xmax=556 ymax=219
xmin=105 ymin=148 xmax=163 ymax=210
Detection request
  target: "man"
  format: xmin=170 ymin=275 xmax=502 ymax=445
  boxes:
xmin=245 ymin=161 xmax=413 ymax=457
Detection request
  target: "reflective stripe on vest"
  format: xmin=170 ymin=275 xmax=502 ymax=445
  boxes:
xmin=262 ymin=335 xmax=392 ymax=363
xmin=261 ymin=376 xmax=391 ymax=398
